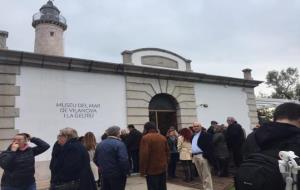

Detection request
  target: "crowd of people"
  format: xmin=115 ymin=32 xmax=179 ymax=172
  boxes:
xmin=0 ymin=102 xmax=299 ymax=190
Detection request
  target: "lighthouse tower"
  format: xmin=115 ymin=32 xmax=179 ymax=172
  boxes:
xmin=32 ymin=0 xmax=67 ymax=56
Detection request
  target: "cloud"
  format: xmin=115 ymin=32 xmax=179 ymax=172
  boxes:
xmin=1 ymin=0 xmax=300 ymax=95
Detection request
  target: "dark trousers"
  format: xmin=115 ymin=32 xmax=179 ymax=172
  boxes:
xmin=1 ymin=183 xmax=36 ymax=190
xmin=102 ymin=175 xmax=127 ymax=190
xmin=129 ymin=150 xmax=139 ymax=173
xmin=168 ymin=153 xmax=178 ymax=177
xmin=50 ymin=180 xmax=80 ymax=190
xmin=232 ymin=147 xmax=243 ymax=167
xmin=146 ymin=172 xmax=167 ymax=190
xmin=182 ymin=160 xmax=193 ymax=181
xmin=215 ymin=157 xmax=229 ymax=177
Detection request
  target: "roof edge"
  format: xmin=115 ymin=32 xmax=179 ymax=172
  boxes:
xmin=0 ymin=49 xmax=262 ymax=88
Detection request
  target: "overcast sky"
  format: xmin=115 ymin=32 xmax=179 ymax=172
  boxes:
xmin=1 ymin=0 xmax=300 ymax=95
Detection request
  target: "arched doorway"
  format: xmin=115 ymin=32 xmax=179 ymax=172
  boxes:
xmin=149 ymin=93 xmax=178 ymax=135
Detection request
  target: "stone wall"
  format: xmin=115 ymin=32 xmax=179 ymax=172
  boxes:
xmin=126 ymin=76 xmax=198 ymax=131
xmin=0 ymin=65 xmax=20 ymax=151
xmin=34 ymin=23 xmax=64 ymax=56
xmin=244 ymin=87 xmax=259 ymax=129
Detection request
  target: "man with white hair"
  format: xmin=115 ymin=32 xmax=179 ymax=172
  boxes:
xmin=191 ymin=121 xmax=214 ymax=190
xmin=95 ymin=126 xmax=129 ymax=190
xmin=50 ymin=127 xmax=96 ymax=190
xmin=225 ymin=117 xmax=245 ymax=167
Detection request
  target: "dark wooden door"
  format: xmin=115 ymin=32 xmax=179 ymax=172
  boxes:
xmin=149 ymin=111 xmax=177 ymax=136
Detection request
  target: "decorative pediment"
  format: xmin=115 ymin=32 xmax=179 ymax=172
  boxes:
xmin=122 ymin=48 xmax=192 ymax=72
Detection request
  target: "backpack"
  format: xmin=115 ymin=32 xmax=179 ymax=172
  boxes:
xmin=234 ymin=153 xmax=285 ymax=190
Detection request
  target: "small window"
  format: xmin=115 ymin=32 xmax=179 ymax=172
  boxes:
xmin=50 ymin=32 xmax=54 ymax=36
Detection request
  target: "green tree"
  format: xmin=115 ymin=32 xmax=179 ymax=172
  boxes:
xmin=266 ymin=67 xmax=300 ymax=100
xmin=257 ymin=107 xmax=274 ymax=124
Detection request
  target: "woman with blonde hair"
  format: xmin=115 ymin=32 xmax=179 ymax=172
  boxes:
xmin=83 ymin=132 xmax=99 ymax=182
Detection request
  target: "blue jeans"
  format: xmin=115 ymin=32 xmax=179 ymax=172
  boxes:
xmin=1 ymin=183 xmax=36 ymax=190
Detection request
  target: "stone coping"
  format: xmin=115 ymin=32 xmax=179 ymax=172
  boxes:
xmin=0 ymin=49 xmax=262 ymax=88
xmin=122 ymin=47 xmax=192 ymax=63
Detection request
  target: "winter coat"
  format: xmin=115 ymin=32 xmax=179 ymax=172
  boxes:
xmin=192 ymin=132 xmax=215 ymax=166
xmin=126 ymin=129 xmax=142 ymax=152
xmin=177 ymin=136 xmax=192 ymax=160
xmin=225 ymin=122 xmax=245 ymax=150
xmin=94 ymin=137 xmax=129 ymax=178
xmin=50 ymin=138 xmax=96 ymax=190
xmin=139 ymin=131 xmax=169 ymax=175
xmin=212 ymin=132 xmax=229 ymax=159
xmin=0 ymin=137 xmax=50 ymax=188
xmin=243 ymin=122 xmax=300 ymax=157
xmin=88 ymin=149 xmax=98 ymax=181
xmin=243 ymin=122 xmax=300 ymax=190
xmin=167 ymin=136 xmax=178 ymax=154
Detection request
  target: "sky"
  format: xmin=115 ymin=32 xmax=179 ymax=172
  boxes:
xmin=1 ymin=0 xmax=300 ymax=95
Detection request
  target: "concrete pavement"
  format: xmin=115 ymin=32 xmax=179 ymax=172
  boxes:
xmin=126 ymin=176 xmax=198 ymax=190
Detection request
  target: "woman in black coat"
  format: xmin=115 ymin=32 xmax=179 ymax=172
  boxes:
xmin=0 ymin=133 xmax=50 ymax=190
xmin=50 ymin=128 xmax=97 ymax=190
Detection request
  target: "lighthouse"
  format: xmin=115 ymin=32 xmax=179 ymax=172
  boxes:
xmin=32 ymin=0 xmax=67 ymax=56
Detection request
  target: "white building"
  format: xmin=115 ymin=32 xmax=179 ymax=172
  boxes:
xmin=0 ymin=0 xmax=261 ymax=185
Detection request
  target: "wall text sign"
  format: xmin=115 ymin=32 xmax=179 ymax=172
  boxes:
xmin=56 ymin=102 xmax=100 ymax=119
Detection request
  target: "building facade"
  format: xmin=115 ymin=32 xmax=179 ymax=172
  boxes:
xmin=0 ymin=1 xmax=261 ymax=187
xmin=0 ymin=48 xmax=260 ymax=156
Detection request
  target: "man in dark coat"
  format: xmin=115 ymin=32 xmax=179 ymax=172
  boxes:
xmin=242 ymin=102 xmax=300 ymax=189
xmin=207 ymin=120 xmax=218 ymax=135
xmin=94 ymin=126 xmax=129 ymax=190
xmin=127 ymin=124 xmax=142 ymax=174
xmin=50 ymin=127 xmax=96 ymax=190
xmin=192 ymin=121 xmax=214 ymax=190
xmin=225 ymin=117 xmax=245 ymax=167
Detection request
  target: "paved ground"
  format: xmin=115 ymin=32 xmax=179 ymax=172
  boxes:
xmin=168 ymin=175 xmax=234 ymax=190
xmin=37 ymin=175 xmax=234 ymax=190
xmin=126 ymin=176 xmax=199 ymax=190
xmin=35 ymin=162 xmax=235 ymax=190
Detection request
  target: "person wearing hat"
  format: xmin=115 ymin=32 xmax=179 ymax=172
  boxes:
xmin=94 ymin=126 xmax=129 ymax=190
